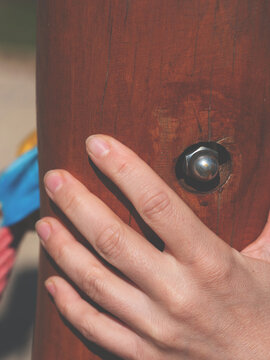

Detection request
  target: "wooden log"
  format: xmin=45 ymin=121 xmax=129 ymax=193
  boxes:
xmin=32 ymin=1 xmax=270 ymax=359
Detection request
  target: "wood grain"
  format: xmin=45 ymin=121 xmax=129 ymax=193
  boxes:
xmin=33 ymin=1 xmax=270 ymax=359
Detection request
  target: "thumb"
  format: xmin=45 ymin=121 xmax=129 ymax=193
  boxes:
xmin=241 ymin=211 xmax=270 ymax=263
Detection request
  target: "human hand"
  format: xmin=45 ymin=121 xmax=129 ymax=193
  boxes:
xmin=36 ymin=135 xmax=270 ymax=360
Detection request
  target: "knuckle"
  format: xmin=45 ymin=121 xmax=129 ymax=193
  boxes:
xmin=58 ymin=295 xmax=97 ymax=341
xmin=79 ymin=314 xmax=96 ymax=340
xmin=168 ymin=292 xmax=194 ymax=319
xmin=159 ymin=280 xmax=198 ymax=321
xmin=60 ymin=299 xmax=75 ymax=320
xmin=81 ymin=266 xmax=105 ymax=299
xmin=62 ymin=191 xmax=81 ymax=215
xmin=132 ymin=340 xmax=145 ymax=360
xmin=140 ymin=190 xmax=171 ymax=220
xmin=149 ymin=323 xmax=174 ymax=350
xmin=96 ymin=224 xmax=125 ymax=259
xmin=54 ymin=240 xmax=70 ymax=264
xmin=200 ymin=252 xmax=235 ymax=287
xmin=210 ymin=263 xmax=231 ymax=283
xmin=115 ymin=158 xmax=131 ymax=179
xmin=213 ymin=264 xmax=236 ymax=296
xmin=175 ymin=297 xmax=198 ymax=321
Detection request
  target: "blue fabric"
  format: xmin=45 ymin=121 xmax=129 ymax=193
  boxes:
xmin=0 ymin=147 xmax=40 ymax=226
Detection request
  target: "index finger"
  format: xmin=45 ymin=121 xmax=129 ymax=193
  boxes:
xmin=86 ymin=135 xmax=228 ymax=263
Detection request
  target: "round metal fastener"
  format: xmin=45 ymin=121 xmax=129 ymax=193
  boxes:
xmin=185 ymin=146 xmax=219 ymax=182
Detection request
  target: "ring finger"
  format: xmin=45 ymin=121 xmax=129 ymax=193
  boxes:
xmin=36 ymin=217 xmax=155 ymax=333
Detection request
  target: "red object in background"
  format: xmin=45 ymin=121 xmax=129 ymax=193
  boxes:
xmin=0 ymin=227 xmax=15 ymax=296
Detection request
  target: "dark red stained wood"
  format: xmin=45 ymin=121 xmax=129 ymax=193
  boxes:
xmin=33 ymin=1 xmax=270 ymax=359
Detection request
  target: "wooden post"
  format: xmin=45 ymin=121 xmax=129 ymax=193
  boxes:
xmin=33 ymin=1 xmax=270 ymax=359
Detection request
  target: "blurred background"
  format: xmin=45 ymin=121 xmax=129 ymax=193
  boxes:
xmin=0 ymin=1 xmax=39 ymax=359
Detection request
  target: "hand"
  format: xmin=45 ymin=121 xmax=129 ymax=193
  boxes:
xmin=36 ymin=135 xmax=270 ymax=360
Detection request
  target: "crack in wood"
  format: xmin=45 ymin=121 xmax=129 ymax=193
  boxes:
xmin=100 ymin=2 xmax=113 ymax=124
xmin=192 ymin=3 xmax=201 ymax=76
xmin=124 ymin=0 xmax=130 ymax=25
xmin=192 ymin=103 xmax=202 ymax=134
xmin=208 ymin=0 xmax=219 ymax=141
xmin=232 ymin=0 xmax=240 ymax=75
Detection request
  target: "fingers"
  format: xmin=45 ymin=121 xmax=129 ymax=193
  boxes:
xmin=43 ymin=170 xmax=168 ymax=294
xmin=44 ymin=276 xmax=144 ymax=360
xmin=36 ymin=217 xmax=155 ymax=332
xmin=85 ymin=135 xmax=228 ymax=262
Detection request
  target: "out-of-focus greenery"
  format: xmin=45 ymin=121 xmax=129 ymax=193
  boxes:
xmin=0 ymin=0 xmax=37 ymax=52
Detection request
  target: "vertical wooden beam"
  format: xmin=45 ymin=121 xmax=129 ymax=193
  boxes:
xmin=33 ymin=1 xmax=270 ymax=359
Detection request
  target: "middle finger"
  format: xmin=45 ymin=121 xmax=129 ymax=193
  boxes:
xmin=43 ymin=170 xmax=170 ymax=295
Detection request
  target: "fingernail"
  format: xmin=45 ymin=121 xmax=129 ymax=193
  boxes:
xmin=86 ymin=136 xmax=110 ymax=158
xmin=45 ymin=279 xmax=56 ymax=296
xmin=44 ymin=171 xmax=63 ymax=194
xmin=36 ymin=220 xmax=51 ymax=243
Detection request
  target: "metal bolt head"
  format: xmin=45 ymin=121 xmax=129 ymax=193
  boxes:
xmin=185 ymin=146 xmax=219 ymax=182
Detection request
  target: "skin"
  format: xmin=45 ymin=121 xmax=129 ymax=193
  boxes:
xmin=36 ymin=135 xmax=270 ymax=360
